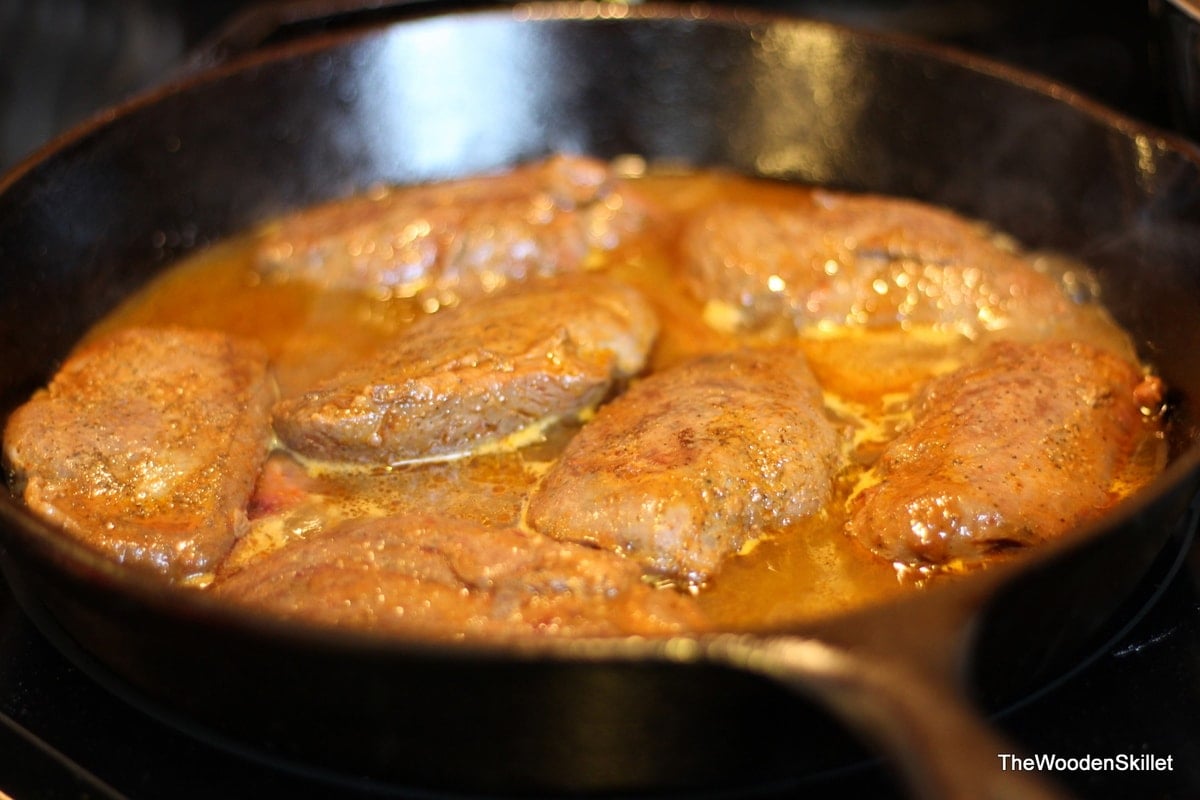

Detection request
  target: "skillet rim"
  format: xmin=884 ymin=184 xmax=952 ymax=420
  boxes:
xmin=0 ymin=0 xmax=1198 ymax=664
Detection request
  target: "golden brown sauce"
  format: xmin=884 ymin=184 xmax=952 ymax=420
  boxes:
xmin=86 ymin=166 xmax=1165 ymax=629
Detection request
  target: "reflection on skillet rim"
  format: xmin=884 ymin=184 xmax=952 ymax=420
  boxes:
xmin=2 ymin=2 xmax=1200 ymax=795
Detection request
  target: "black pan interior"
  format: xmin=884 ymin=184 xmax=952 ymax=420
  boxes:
xmin=2 ymin=5 xmax=1200 ymax=795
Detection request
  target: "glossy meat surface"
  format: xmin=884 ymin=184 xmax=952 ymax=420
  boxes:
xmin=846 ymin=340 xmax=1163 ymax=568
xmin=214 ymin=513 xmax=705 ymax=639
xmin=256 ymin=154 xmax=646 ymax=304
xmin=2 ymin=327 xmax=275 ymax=580
xmin=682 ymin=190 xmax=1073 ymax=335
xmin=4 ymin=162 xmax=1171 ymax=633
xmin=222 ymin=444 xmax=545 ymax=574
xmin=272 ymin=274 xmax=658 ymax=464
xmin=526 ymin=348 xmax=843 ymax=583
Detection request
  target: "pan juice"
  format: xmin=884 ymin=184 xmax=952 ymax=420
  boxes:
xmin=78 ymin=163 xmax=1166 ymax=631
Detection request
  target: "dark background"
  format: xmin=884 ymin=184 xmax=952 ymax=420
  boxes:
xmin=0 ymin=2 xmax=1197 ymax=799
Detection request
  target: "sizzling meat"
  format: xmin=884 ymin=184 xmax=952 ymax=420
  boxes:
xmin=2 ymin=327 xmax=275 ymax=580
xmin=526 ymin=348 xmax=843 ymax=583
xmin=256 ymin=154 xmax=646 ymax=304
xmin=214 ymin=513 xmax=706 ymax=638
xmin=1 ymin=160 xmax=1170 ymax=631
xmin=222 ymin=443 xmax=546 ymax=574
xmin=846 ymin=340 xmax=1163 ymax=568
xmin=682 ymin=191 xmax=1072 ymax=336
xmin=272 ymin=274 xmax=658 ymax=464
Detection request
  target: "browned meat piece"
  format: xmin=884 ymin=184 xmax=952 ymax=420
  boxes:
xmin=213 ymin=514 xmax=706 ymax=639
xmin=245 ymin=452 xmax=324 ymax=521
xmin=2 ymin=327 xmax=275 ymax=580
xmin=682 ymin=191 xmax=1073 ymax=336
xmin=272 ymin=275 xmax=658 ymax=464
xmin=256 ymin=154 xmax=646 ymax=303
xmin=526 ymin=348 xmax=844 ymax=583
xmin=224 ymin=445 xmax=545 ymax=574
xmin=846 ymin=340 xmax=1164 ymax=568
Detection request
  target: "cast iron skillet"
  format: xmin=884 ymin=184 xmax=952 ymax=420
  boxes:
xmin=2 ymin=3 xmax=1200 ymax=798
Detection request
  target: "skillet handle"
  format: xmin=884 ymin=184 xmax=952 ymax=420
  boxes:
xmin=707 ymin=634 xmax=1072 ymax=800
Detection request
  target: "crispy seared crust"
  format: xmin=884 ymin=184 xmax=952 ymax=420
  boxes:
xmin=272 ymin=275 xmax=658 ymax=464
xmin=682 ymin=191 xmax=1071 ymax=335
xmin=256 ymin=154 xmax=647 ymax=304
xmin=526 ymin=348 xmax=844 ymax=583
xmin=3 ymin=327 xmax=275 ymax=580
xmin=214 ymin=513 xmax=706 ymax=638
xmin=846 ymin=340 xmax=1160 ymax=568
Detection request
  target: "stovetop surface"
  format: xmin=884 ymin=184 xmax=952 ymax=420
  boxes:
xmin=1 ymin=531 xmax=1198 ymax=800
